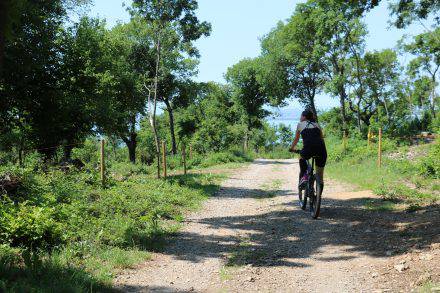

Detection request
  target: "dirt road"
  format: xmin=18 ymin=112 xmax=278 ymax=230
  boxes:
xmin=115 ymin=159 xmax=440 ymax=293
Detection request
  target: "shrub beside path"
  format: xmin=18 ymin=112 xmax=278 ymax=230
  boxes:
xmin=115 ymin=159 xmax=439 ymax=292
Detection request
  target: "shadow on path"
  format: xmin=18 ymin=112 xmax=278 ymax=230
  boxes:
xmin=140 ymin=187 xmax=439 ymax=268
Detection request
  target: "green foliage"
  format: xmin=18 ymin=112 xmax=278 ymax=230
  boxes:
xmin=0 ymin=155 xmax=227 ymax=291
xmin=389 ymin=0 xmax=440 ymax=28
xmin=417 ymin=141 xmax=440 ymax=178
xmin=255 ymin=148 xmax=293 ymax=160
xmin=196 ymin=150 xmax=253 ymax=168
xmin=260 ymin=2 xmax=329 ymax=114
xmin=403 ymin=28 xmax=439 ymax=120
xmin=0 ymin=244 xmax=117 ymax=293
xmin=326 ymin=136 xmax=439 ymax=203
xmin=226 ymin=58 xmax=271 ymax=131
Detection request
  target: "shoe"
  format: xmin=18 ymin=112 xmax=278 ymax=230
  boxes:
xmin=299 ymin=174 xmax=309 ymax=187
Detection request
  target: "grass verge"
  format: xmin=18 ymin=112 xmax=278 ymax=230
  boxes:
xmin=0 ymin=159 xmax=240 ymax=292
xmin=326 ymin=138 xmax=439 ymax=206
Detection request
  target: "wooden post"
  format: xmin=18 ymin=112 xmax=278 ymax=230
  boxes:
xmin=100 ymin=139 xmax=105 ymax=186
xmin=367 ymin=127 xmax=371 ymax=147
xmin=182 ymin=144 xmax=187 ymax=175
xmin=162 ymin=141 xmax=167 ymax=178
xmin=378 ymin=128 xmax=382 ymax=168
xmin=189 ymin=145 xmax=193 ymax=160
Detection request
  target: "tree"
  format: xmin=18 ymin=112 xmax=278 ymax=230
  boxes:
xmin=260 ymin=2 xmax=327 ymax=117
xmin=347 ymin=49 xmax=400 ymax=132
xmin=151 ymin=27 xmax=199 ymax=155
xmin=336 ymin=0 xmax=439 ymax=28
xmin=312 ymin=0 xmax=367 ymax=135
xmin=131 ymin=0 xmax=211 ymax=177
xmin=404 ymin=28 xmax=439 ymax=119
xmin=162 ymin=79 xmax=199 ymax=154
xmin=60 ymin=17 xmax=110 ymax=160
xmin=0 ymin=1 xmax=95 ymax=160
xmin=91 ymin=17 xmax=156 ymax=163
xmin=0 ymin=0 xmax=90 ymax=70
xmin=187 ymin=83 xmax=241 ymax=153
xmin=277 ymin=123 xmax=294 ymax=147
xmin=1 ymin=0 xmax=68 ymax=159
xmin=389 ymin=0 xmax=440 ymax=28
xmin=226 ymin=58 xmax=271 ymax=150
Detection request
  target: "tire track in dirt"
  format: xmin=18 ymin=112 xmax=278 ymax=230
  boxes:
xmin=115 ymin=159 xmax=440 ymax=293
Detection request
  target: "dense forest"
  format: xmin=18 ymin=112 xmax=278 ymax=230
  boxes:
xmin=0 ymin=0 xmax=437 ymax=167
xmin=0 ymin=0 xmax=438 ymax=291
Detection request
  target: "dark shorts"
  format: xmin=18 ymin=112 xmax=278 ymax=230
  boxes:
xmin=300 ymin=145 xmax=327 ymax=168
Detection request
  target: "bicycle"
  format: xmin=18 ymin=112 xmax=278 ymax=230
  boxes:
xmin=292 ymin=150 xmax=322 ymax=219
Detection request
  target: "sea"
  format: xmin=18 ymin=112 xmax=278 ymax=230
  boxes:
xmin=266 ymin=108 xmax=302 ymax=130
xmin=267 ymin=119 xmax=299 ymax=131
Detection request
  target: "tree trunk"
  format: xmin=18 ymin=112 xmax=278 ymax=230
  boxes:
xmin=123 ymin=133 xmax=137 ymax=164
xmin=382 ymin=98 xmax=391 ymax=122
xmin=309 ymin=97 xmax=318 ymax=121
xmin=127 ymin=141 xmax=136 ymax=163
xmin=164 ymin=98 xmax=177 ymax=155
xmin=63 ymin=144 xmax=74 ymax=162
xmin=243 ymin=130 xmax=249 ymax=152
xmin=339 ymin=86 xmax=349 ymax=136
xmin=431 ymin=76 xmax=437 ymax=118
xmin=357 ymin=99 xmax=362 ymax=133
xmin=332 ymin=56 xmax=349 ymax=136
xmin=152 ymin=38 xmax=161 ymax=178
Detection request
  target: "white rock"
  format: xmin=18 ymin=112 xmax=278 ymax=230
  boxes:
xmin=394 ymin=264 xmax=409 ymax=272
xmin=419 ymin=253 xmax=433 ymax=261
xmin=246 ymin=276 xmax=255 ymax=282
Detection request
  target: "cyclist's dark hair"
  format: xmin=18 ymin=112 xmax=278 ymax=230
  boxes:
xmin=302 ymin=109 xmax=316 ymax=122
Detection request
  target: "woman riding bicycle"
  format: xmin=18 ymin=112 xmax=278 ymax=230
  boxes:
xmin=289 ymin=109 xmax=327 ymax=192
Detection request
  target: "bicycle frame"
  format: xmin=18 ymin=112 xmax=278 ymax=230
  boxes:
xmin=293 ymin=149 xmax=322 ymax=219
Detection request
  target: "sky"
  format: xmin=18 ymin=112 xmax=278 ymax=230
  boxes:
xmin=81 ymin=0 xmax=431 ymax=112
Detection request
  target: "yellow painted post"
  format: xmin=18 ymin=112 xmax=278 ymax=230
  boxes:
xmin=100 ymin=139 xmax=105 ymax=186
xmin=182 ymin=144 xmax=187 ymax=175
xmin=378 ymin=128 xmax=382 ymax=168
xmin=162 ymin=141 xmax=167 ymax=178
xmin=367 ymin=127 xmax=371 ymax=147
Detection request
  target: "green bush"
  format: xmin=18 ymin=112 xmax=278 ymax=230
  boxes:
xmin=0 ymin=159 xmax=226 ymax=291
xmin=199 ymin=150 xmax=253 ymax=168
xmin=71 ymin=139 xmax=100 ymax=165
xmin=0 ymin=203 xmax=64 ymax=249
xmin=326 ymin=134 xmax=439 ymax=203
xmin=417 ymin=141 xmax=440 ymax=179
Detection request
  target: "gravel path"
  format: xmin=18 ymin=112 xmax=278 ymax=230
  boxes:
xmin=115 ymin=159 xmax=440 ymax=293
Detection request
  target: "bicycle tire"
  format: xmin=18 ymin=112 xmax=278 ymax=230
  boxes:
xmin=298 ymin=174 xmax=307 ymax=210
xmin=310 ymin=178 xmax=322 ymax=219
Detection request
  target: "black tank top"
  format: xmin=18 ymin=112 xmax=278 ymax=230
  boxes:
xmin=300 ymin=121 xmax=324 ymax=148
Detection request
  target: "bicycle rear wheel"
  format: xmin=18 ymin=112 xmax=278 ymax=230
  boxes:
xmin=298 ymin=174 xmax=307 ymax=210
xmin=310 ymin=177 xmax=322 ymax=219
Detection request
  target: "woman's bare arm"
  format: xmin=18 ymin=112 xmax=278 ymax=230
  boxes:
xmin=290 ymin=130 xmax=301 ymax=151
